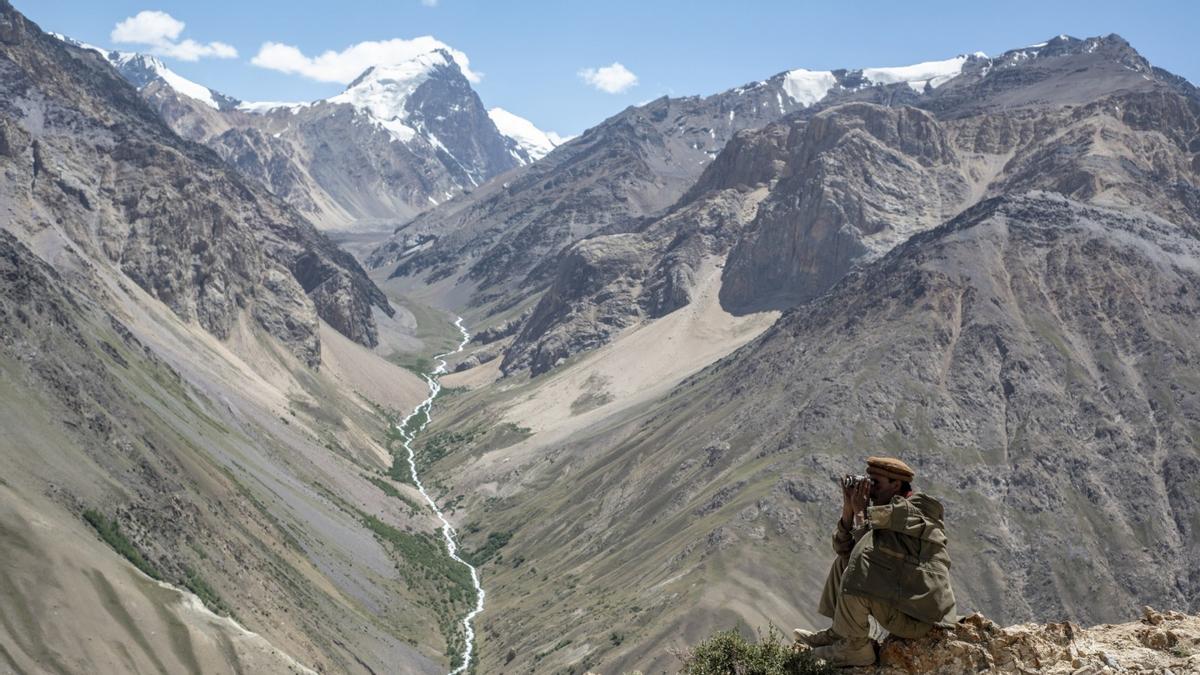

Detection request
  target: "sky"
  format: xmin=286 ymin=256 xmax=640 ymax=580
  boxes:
xmin=21 ymin=0 xmax=1200 ymax=137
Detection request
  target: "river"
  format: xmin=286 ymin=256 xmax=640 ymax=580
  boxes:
xmin=394 ymin=317 xmax=482 ymax=675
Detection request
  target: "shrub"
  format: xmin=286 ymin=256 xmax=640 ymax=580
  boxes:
xmin=678 ymin=626 xmax=833 ymax=675
xmin=82 ymin=509 xmax=160 ymax=581
xmin=464 ymin=530 xmax=512 ymax=566
xmin=183 ymin=567 xmax=231 ymax=617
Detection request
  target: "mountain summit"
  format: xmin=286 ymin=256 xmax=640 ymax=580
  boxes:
xmin=54 ymin=34 xmax=556 ymax=230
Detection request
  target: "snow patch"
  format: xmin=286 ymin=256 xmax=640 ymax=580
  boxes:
xmin=375 ymin=116 xmax=418 ymax=143
xmin=488 ymin=107 xmax=561 ymax=161
xmin=237 ymin=100 xmax=311 ymax=114
xmin=114 ymin=52 xmax=222 ymax=109
xmin=52 ymin=35 xmax=226 ymax=110
xmin=862 ymin=54 xmax=973 ymax=92
xmin=328 ymin=50 xmax=451 ymax=143
xmin=780 ymin=68 xmax=838 ymax=107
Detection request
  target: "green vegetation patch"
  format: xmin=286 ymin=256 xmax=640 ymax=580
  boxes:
xmin=464 ymin=530 xmax=512 ymax=567
xmin=361 ymin=514 xmax=474 ymax=600
xmin=83 ymin=509 xmax=161 ymax=581
xmin=414 ymin=427 xmax=483 ymax=472
xmin=361 ymin=513 xmax=477 ymax=666
xmin=364 ymin=474 xmax=424 ymax=515
xmin=183 ymin=567 xmax=231 ymax=617
xmin=385 ymin=348 xmax=443 ymax=379
xmin=383 ymin=423 xmax=418 ymax=487
xmin=401 ymin=408 xmax=430 ymax=438
xmin=387 ymin=456 xmax=417 ymax=486
xmin=679 ymin=627 xmax=834 ymax=675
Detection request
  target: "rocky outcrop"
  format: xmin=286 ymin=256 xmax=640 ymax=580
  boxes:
xmin=504 ymin=234 xmax=652 ymax=375
xmin=720 ymin=35 xmax=1200 ymax=314
xmin=838 ymin=608 xmax=1200 ymax=674
xmin=721 ymin=103 xmax=971 ymax=312
xmin=500 ymin=183 xmax=767 ymax=375
xmin=0 ymin=5 xmax=392 ymax=363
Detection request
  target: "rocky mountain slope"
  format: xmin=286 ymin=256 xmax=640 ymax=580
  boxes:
xmin=408 ymin=34 xmax=1200 ymax=674
xmin=497 ymin=34 xmax=1200 ymax=377
xmin=723 ymin=34 xmax=1200 ymax=313
xmin=97 ymin=41 xmax=547 ymax=230
xmin=429 ymin=191 xmax=1200 ymax=674
xmin=1 ymin=3 xmax=475 ymax=672
xmin=366 ymin=53 xmax=987 ymax=308
xmin=7 ymin=15 xmax=394 ymax=361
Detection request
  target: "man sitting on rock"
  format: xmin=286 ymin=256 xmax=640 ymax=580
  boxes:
xmin=794 ymin=457 xmax=957 ymax=667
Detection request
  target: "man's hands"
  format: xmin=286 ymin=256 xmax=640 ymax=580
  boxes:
xmin=841 ymin=477 xmax=870 ymax=529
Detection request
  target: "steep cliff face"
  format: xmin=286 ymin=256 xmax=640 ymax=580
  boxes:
xmin=1 ymin=7 xmax=391 ymax=361
xmin=721 ymin=103 xmax=972 ymax=313
xmin=367 ymin=57 xmax=961 ymax=306
xmin=437 ymin=36 xmax=1200 ymax=379
xmin=494 ymin=121 xmax=800 ymax=375
xmin=501 ymin=183 xmax=773 ymax=375
xmin=720 ymin=34 xmax=1200 ymax=315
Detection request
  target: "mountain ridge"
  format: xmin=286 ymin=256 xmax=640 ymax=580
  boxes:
xmin=51 ymin=32 xmax=557 ymax=230
xmin=408 ymin=33 xmax=1200 ymax=674
xmin=486 ymin=32 xmax=1200 ymax=377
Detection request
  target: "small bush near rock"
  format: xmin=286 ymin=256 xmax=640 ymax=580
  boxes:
xmin=678 ymin=626 xmax=833 ymax=675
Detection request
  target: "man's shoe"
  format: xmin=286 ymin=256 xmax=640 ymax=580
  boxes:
xmin=793 ymin=627 xmax=837 ymax=648
xmin=811 ymin=638 xmax=875 ymax=667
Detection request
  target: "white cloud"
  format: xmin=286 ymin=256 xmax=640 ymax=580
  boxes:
xmin=578 ymin=62 xmax=638 ymax=94
xmin=111 ymin=10 xmax=183 ymax=44
xmin=110 ymin=10 xmax=236 ymax=61
xmin=159 ymin=39 xmax=237 ymax=60
xmin=252 ymin=37 xmax=479 ymax=84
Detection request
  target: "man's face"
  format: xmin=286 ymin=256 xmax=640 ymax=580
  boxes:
xmin=868 ymin=472 xmax=902 ymax=504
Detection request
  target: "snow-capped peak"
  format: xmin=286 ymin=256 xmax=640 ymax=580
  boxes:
xmin=50 ymin=33 xmax=228 ymax=110
xmin=114 ymin=52 xmax=226 ymax=110
xmin=862 ymin=53 xmax=985 ymax=92
xmin=780 ymin=52 xmax=986 ymax=106
xmin=488 ymin=107 xmax=562 ymax=162
xmin=327 ymin=49 xmax=458 ymax=143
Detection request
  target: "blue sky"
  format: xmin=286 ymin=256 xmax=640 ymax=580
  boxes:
xmin=22 ymin=0 xmax=1200 ymax=136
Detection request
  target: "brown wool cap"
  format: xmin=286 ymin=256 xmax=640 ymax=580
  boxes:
xmin=866 ymin=456 xmax=915 ymax=482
